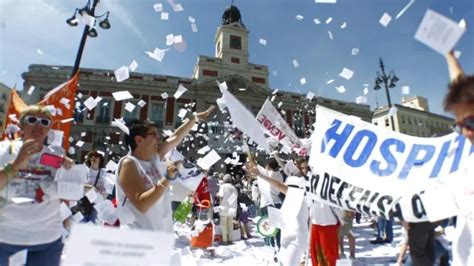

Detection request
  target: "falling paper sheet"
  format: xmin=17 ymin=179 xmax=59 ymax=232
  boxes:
xmin=129 ymin=60 xmax=138 ymax=72
xmin=379 ymin=12 xmax=392 ymax=27
xmin=315 ymin=0 xmax=336 ymax=3
xmin=339 ymin=68 xmax=354 ymax=80
xmin=174 ymin=35 xmax=183 ymax=44
xmin=166 ymin=34 xmax=174 ymax=45
xmin=174 ymin=84 xmax=188 ymax=99
xmin=326 ymin=79 xmax=335 ymax=84
xmin=81 ymin=13 xmax=95 ymax=27
xmin=352 ymin=48 xmax=359 ymax=55
xmin=112 ymin=118 xmax=129 ymax=135
xmin=355 ymin=96 xmax=368 ymax=104
xmin=414 ymin=9 xmax=466 ymax=55
xmin=153 ymin=3 xmax=163 ymax=12
xmin=188 ymin=16 xmax=196 ymax=23
xmin=172 ymin=3 xmax=184 ymax=12
xmin=296 ymin=15 xmax=304 ymax=21
xmin=145 ymin=48 xmax=169 ymax=62
xmin=388 ymin=106 xmax=398 ymax=116
xmin=402 ymin=85 xmax=410 ymax=95
xmin=27 ymin=86 xmax=35 ymax=95
xmin=328 ymin=30 xmax=333 ymax=40
xmin=84 ymin=96 xmax=98 ymax=110
xmin=161 ymin=92 xmax=169 ymax=99
xmin=112 ymin=91 xmax=133 ymax=101
xmin=341 ymin=22 xmax=347 ymax=29
xmin=292 ymin=59 xmax=299 ymax=68
xmin=124 ymin=102 xmax=136 ymax=113
xmin=396 ymin=0 xmax=415 ymax=19
xmin=196 ymin=150 xmax=221 ymax=171
xmin=47 ymin=129 xmax=64 ymax=147
xmin=63 ymin=224 xmax=175 ymax=265
xmin=363 ymin=87 xmax=369 ymax=95
xmin=300 ymin=77 xmax=306 ymax=85
xmin=114 ymin=66 xmax=129 ymax=82
xmin=306 ymin=91 xmax=315 ymax=101
xmin=459 ymin=19 xmax=466 ymax=29
xmin=313 ymin=18 xmax=321 ymax=24
xmin=137 ymin=100 xmax=146 ymax=107
xmin=336 ymin=85 xmax=346 ymax=94
xmin=326 ymin=17 xmax=333 ymax=24
xmin=161 ymin=12 xmax=169 ymax=20
xmin=259 ymin=38 xmax=267 ymax=45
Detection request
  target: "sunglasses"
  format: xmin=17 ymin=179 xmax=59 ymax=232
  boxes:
xmin=452 ymin=116 xmax=474 ymax=133
xmin=24 ymin=116 xmax=51 ymax=127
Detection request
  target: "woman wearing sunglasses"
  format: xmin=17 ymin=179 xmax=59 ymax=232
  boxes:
xmin=0 ymin=105 xmax=74 ymax=266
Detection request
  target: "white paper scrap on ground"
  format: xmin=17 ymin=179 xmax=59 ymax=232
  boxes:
xmin=112 ymin=91 xmax=133 ymax=101
xmin=339 ymin=68 xmax=354 ymax=80
xmin=63 ymin=224 xmax=175 ymax=266
xmin=9 ymin=249 xmax=27 ymax=266
xmin=196 ymin=150 xmax=221 ymax=171
xmin=174 ymin=84 xmax=188 ymax=99
xmin=402 ymin=86 xmax=410 ymax=95
xmin=114 ymin=66 xmax=129 ymax=82
xmin=379 ymin=12 xmax=392 ymax=27
xmin=414 ymin=9 xmax=465 ymax=55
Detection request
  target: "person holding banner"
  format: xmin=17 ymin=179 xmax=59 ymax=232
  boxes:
xmin=0 ymin=105 xmax=74 ymax=266
xmin=442 ymin=51 xmax=474 ymax=266
xmin=116 ymin=105 xmax=214 ymax=232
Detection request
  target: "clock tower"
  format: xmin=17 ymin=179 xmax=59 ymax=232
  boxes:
xmin=215 ymin=5 xmax=249 ymax=66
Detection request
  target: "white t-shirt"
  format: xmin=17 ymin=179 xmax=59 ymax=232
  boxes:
xmin=310 ymin=201 xmax=342 ymax=226
xmin=259 ymin=169 xmax=283 ymax=208
xmin=116 ymin=154 xmax=173 ymax=232
xmin=218 ymin=183 xmax=238 ymax=217
xmin=0 ymin=140 xmax=63 ymax=245
xmin=87 ymin=168 xmax=107 ymax=194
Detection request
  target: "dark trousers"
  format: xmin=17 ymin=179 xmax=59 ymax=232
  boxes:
xmin=0 ymin=237 xmax=63 ymax=266
xmin=408 ymin=222 xmax=435 ymax=266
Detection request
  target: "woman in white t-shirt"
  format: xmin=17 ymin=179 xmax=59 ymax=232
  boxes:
xmin=116 ymin=106 xmax=214 ymax=232
xmin=0 ymin=106 xmax=74 ymax=266
xmin=247 ymin=156 xmax=310 ymax=266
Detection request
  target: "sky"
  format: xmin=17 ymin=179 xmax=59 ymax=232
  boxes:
xmin=0 ymin=0 xmax=473 ymax=116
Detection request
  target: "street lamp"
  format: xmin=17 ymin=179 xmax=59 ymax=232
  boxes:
xmin=67 ymin=0 xmax=111 ymax=76
xmin=374 ymin=58 xmax=399 ymax=131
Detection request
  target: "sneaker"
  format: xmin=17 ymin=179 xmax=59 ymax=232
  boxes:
xmin=370 ymin=239 xmax=384 ymax=244
xmin=383 ymin=239 xmax=392 ymax=244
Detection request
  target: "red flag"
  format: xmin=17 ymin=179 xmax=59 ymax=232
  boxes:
xmin=2 ymin=89 xmax=27 ymax=140
xmin=193 ymin=177 xmax=211 ymax=210
xmin=38 ymin=73 xmax=79 ymax=150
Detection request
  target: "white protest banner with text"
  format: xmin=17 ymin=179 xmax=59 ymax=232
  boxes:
xmin=308 ymin=106 xmax=473 ymax=221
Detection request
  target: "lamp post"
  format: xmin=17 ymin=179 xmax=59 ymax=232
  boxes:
xmin=374 ymin=58 xmax=399 ymax=131
xmin=66 ymin=0 xmax=111 ymax=76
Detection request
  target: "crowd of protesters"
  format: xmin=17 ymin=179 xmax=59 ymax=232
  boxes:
xmin=0 ymin=49 xmax=473 ymax=266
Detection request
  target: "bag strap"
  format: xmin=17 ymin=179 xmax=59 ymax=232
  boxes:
xmin=329 ymin=207 xmax=341 ymax=224
xmin=93 ymin=168 xmax=101 ymax=187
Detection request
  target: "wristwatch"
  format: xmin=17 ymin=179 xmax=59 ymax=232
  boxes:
xmin=164 ymin=172 xmax=177 ymax=181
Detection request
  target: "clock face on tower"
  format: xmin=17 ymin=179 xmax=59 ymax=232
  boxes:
xmin=229 ymin=35 xmax=242 ymax=50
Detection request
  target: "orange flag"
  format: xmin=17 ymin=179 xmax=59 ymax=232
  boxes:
xmin=38 ymin=73 xmax=79 ymax=150
xmin=2 ymin=89 xmax=28 ymax=140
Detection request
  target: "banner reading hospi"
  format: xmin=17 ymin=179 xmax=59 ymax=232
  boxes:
xmin=307 ymin=106 xmax=473 ymax=222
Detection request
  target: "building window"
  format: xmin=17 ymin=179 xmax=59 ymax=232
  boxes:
xmin=96 ymin=99 xmax=112 ymax=124
xmin=0 ymin=103 xmax=4 ymax=113
xmin=293 ymin=114 xmax=305 ymax=138
xmin=203 ymin=69 xmax=218 ymax=77
xmin=231 ymin=57 xmax=240 ymax=64
xmin=73 ymin=99 xmax=85 ymax=123
xmin=374 ymin=122 xmax=378 ymax=126
xmin=408 ymin=118 xmax=412 ymax=125
xmin=251 ymin=76 xmax=266 ymax=84
xmin=123 ymin=100 xmax=139 ymax=123
xmin=385 ymin=118 xmax=390 ymax=127
xmin=149 ymin=102 xmax=164 ymax=128
xmin=229 ymin=35 xmax=242 ymax=50
xmin=401 ymin=115 xmax=405 ymax=124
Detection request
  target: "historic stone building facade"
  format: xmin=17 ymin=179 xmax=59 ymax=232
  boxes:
xmin=0 ymin=83 xmax=11 ymax=135
xmin=21 ymin=5 xmax=372 ymax=162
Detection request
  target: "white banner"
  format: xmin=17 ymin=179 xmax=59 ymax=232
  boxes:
xmin=256 ymin=99 xmax=303 ymax=150
xmin=219 ymin=81 xmax=270 ymax=153
xmin=308 ymin=106 xmax=473 ymax=222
